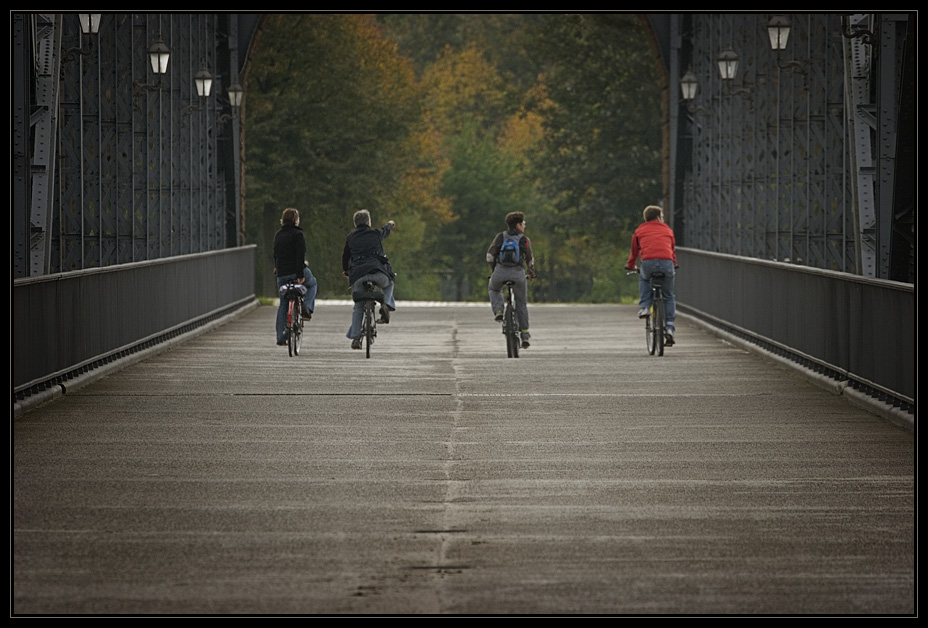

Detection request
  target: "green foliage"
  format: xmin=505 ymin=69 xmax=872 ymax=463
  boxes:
xmin=437 ymin=122 xmax=537 ymax=300
xmin=526 ymin=14 xmax=663 ymax=234
xmin=245 ymin=14 xmax=426 ymax=299
xmin=376 ymin=13 xmax=546 ymax=91
xmin=243 ymin=13 xmax=664 ymax=303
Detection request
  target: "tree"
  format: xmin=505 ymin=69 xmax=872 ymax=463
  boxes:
xmin=520 ymin=14 xmax=663 ymax=302
xmin=245 ymin=13 xmax=664 ymax=304
xmin=527 ymin=15 xmax=663 ymax=235
xmin=244 ymin=14 xmax=439 ymax=298
xmin=416 ymin=44 xmax=530 ymax=300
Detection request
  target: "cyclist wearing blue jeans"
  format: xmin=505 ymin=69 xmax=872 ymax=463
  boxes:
xmin=273 ymin=208 xmax=318 ymax=346
xmin=342 ymin=209 xmax=396 ymax=350
xmin=626 ymin=205 xmax=678 ymax=345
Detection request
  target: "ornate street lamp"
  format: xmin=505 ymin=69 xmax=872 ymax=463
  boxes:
xmin=194 ymin=64 xmax=213 ymax=98
xmin=227 ymin=81 xmax=244 ymax=109
xmin=767 ymin=15 xmax=791 ymax=50
xmin=717 ymin=48 xmax=739 ymax=80
xmin=134 ymin=35 xmax=170 ymax=109
xmin=148 ymin=36 xmax=171 ymax=75
xmin=680 ymin=70 xmax=698 ymax=101
xmin=78 ymin=13 xmax=101 ymax=35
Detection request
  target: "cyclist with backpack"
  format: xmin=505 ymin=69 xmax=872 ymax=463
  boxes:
xmin=487 ymin=211 xmax=536 ymax=348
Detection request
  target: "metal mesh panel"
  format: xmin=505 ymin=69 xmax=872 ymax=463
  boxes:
xmin=44 ymin=13 xmax=230 ymax=274
xmin=680 ymin=14 xmax=856 ymax=272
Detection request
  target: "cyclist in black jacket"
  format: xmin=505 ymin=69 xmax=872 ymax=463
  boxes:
xmin=342 ymin=209 xmax=396 ymax=350
xmin=273 ymin=207 xmax=318 ymax=346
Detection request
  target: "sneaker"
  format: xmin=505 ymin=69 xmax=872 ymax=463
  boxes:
xmin=301 ymin=305 xmax=313 ymax=320
xmin=638 ymin=308 xmax=650 ymax=319
xmin=351 ymin=337 xmax=362 ymax=350
xmin=276 ymin=340 xmax=287 ymax=346
xmin=665 ymin=331 xmax=675 ymax=346
xmin=494 ymin=311 xmax=504 ymax=323
xmin=521 ymin=332 xmax=531 ymax=349
xmin=377 ymin=306 xmax=390 ymax=324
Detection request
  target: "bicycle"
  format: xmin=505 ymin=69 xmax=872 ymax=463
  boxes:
xmin=628 ymin=269 xmax=671 ymax=357
xmin=281 ymin=282 xmax=307 ymax=357
xmin=502 ymin=280 xmax=520 ymax=358
xmin=353 ymin=280 xmax=383 ymax=359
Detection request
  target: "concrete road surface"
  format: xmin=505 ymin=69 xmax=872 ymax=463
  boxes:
xmin=12 ymin=302 xmax=915 ymax=616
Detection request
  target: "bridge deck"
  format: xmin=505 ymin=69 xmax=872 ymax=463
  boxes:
xmin=12 ymin=303 xmax=915 ymax=615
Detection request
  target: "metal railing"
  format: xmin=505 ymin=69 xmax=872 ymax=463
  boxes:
xmin=13 ymin=246 xmax=256 ymax=400
xmin=676 ymin=247 xmax=914 ymax=412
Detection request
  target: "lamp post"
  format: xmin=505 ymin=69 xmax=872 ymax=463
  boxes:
xmin=134 ymin=35 xmax=171 ymax=111
xmin=225 ymin=78 xmax=245 ymax=246
xmin=183 ymin=64 xmax=217 ymax=114
xmin=717 ymin=47 xmax=752 ymax=100
xmin=768 ymin=15 xmax=806 ymax=72
xmin=679 ymin=69 xmax=711 ymax=116
xmin=63 ymin=13 xmax=101 ymax=61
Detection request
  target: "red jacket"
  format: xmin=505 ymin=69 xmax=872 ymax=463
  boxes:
xmin=626 ymin=220 xmax=677 ymax=268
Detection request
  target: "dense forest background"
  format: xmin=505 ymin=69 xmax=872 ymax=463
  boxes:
xmin=243 ymin=14 xmax=663 ymax=303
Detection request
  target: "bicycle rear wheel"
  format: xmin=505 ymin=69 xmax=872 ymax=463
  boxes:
xmin=292 ymin=299 xmax=303 ymax=356
xmin=363 ymin=302 xmax=375 ymax=359
xmin=646 ymin=307 xmax=656 ymax=355
xmin=653 ymin=298 xmax=666 ymax=357
xmin=504 ymin=302 xmax=519 ymax=358
xmin=287 ymin=299 xmax=297 ymax=357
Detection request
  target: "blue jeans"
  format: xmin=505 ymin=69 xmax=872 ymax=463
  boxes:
xmin=639 ymin=259 xmax=675 ymax=333
xmin=346 ymin=272 xmax=395 ymax=339
xmin=277 ymin=268 xmax=318 ymax=343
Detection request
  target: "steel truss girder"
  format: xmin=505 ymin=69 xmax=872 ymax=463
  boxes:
xmin=23 ymin=13 xmax=230 ymax=276
xmin=25 ymin=14 xmax=62 ymax=277
xmin=874 ymin=14 xmax=911 ymax=281
xmin=677 ymin=14 xmax=864 ymax=274
xmin=844 ymin=14 xmax=879 ymax=278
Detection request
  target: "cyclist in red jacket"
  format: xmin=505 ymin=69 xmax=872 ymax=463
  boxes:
xmin=626 ymin=205 xmax=678 ymax=345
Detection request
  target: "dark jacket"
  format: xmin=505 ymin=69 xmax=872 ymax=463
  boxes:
xmin=342 ymin=222 xmax=395 ymax=286
xmin=273 ymin=224 xmax=307 ymax=278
